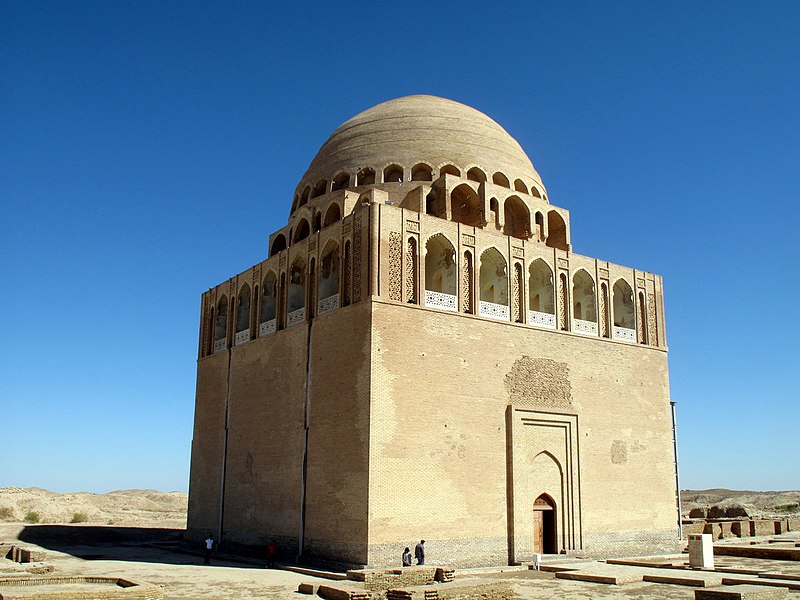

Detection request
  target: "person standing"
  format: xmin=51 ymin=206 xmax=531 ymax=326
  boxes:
xmin=266 ymin=540 xmax=277 ymax=568
xmin=204 ymin=533 xmax=214 ymax=565
xmin=414 ymin=540 xmax=425 ymax=566
xmin=402 ymin=547 xmax=412 ymax=567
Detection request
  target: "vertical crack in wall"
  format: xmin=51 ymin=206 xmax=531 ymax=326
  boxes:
xmin=298 ymin=321 xmax=313 ymax=561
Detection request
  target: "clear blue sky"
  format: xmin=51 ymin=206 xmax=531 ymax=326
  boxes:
xmin=2 ymin=1 xmax=798 ymax=493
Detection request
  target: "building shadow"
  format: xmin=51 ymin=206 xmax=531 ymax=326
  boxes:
xmin=18 ymin=525 xmax=264 ymax=568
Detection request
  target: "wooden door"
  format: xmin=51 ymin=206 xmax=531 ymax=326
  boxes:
xmin=532 ymin=509 xmax=544 ymax=553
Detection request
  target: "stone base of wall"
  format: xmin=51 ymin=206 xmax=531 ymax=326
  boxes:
xmin=580 ymin=530 xmax=682 ymax=557
xmin=367 ymin=537 xmax=509 ymax=569
xmin=387 ymin=580 xmax=515 ymax=600
xmin=0 ymin=576 xmax=163 ymax=600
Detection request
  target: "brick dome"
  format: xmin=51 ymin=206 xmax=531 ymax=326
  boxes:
xmin=293 ymin=95 xmax=544 ymax=212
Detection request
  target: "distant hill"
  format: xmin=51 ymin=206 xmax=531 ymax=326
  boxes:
xmin=681 ymin=489 xmax=800 ymax=518
xmin=0 ymin=487 xmax=187 ymax=527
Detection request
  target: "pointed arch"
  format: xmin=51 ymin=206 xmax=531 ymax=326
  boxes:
xmin=467 ymin=166 xmax=486 ymax=183
xmin=612 ymin=278 xmax=635 ymax=341
xmin=424 ymin=234 xmax=457 ymax=310
xmin=319 ymin=241 xmax=340 ymax=312
xmin=288 ymin=258 xmax=306 ymax=324
xmin=323 ymin=203 xmax=341 ymax=227
xmin=546 ymin=211 xmax=568 ymax=251
xmin=411 ymin=163 xmax=433 ymax=181
xmin=572 ymin=269 xmax=597 ymax=334
xmin=530 ymin=186 xmax=542 ymax=199
xmin=503 ymin=196 xmax=531 ymax=239
xmin=260 ymin=271 xmax=277 ymax=334
xmin=270 ymin=234 xmax=287 ymax=256
xmin=479 ymin=248 xmax=509 ymax=319
xmin=440 ymin=164 xmax=460 ymax=177
xmin=383 ymin=164 xmax=403 ymax=183
xmin=331 ymin=171 xmax=350 ymax=191
xmin=293 ymin=219 xmax=310 ymax=243
xmin=513 ymin=179 xmax=528 ymax=194
xmin=214 ymin=295 xmax=228 ymax=351
xmin=298 ymin=186 xmax=310 ymax=207
xmin=356 ymin=167 xmax=375 ymax=186
xmin=451 ymin=183 xmax=483 ymax=228
xmin=235 ymin=283 xmax=251 ymax=339
xmin=311 ymin=179 xmax=327 ymax=198
xmin=528 ymin=259 xmax=555 ymax=328
xmin=492 ymin=172 xmax=510 ymax=187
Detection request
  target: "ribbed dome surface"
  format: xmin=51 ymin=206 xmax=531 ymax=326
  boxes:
xmin=297 ymin=95 xmax=543 ymax=193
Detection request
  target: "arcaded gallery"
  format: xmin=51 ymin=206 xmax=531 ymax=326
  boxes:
xmin=187 ymin=95 xmax=680 ymax=567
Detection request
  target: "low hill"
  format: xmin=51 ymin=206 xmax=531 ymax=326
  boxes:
xmin=0 ymin=487 xmax=187 ymax=527
xmin=681 ymin=489 xmax=800 ymax=518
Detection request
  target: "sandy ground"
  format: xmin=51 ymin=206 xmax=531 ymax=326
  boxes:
xmin=0 ymin=519 xmax=703 ymax=599
xmin=2 ymin=488 xmax=799 ymax=598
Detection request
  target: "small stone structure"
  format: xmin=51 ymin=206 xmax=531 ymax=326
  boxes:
xmin=0 ymin=576 xmax=163 ymax=600
xmin=688 ymin=534 xmax=714 ymax=569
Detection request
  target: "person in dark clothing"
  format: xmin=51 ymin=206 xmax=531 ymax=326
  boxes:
xmin=266 ymin=541 xmax=277 ymax=568
xmin=414 ymin=540 xmax=425 ymax=565
xmin=402 ymin=547 xmax=412 ymax=567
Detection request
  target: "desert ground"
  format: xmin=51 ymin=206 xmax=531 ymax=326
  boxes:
xmin=1 ymin=487 xmax=799 ymax=599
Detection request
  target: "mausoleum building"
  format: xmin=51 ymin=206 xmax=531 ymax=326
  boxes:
xmin=187 ymin=95 xmax=680 ymax=567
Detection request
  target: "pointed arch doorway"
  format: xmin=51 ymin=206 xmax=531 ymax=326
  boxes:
xmin=533 ymin=494 xmax=557 ymax=554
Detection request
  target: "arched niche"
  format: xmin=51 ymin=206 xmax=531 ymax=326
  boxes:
xmin=440 ymin=164 xmax=460 ymax=177
xmin=572 ymin=269 xmax=597 ymax=328
xmin=479 ymin=248 xmax=508 ymax=314
xmin=492 ymin=172 xmax=510 ymax=187
xmin=331 ymin=172 xmax=350 ymax=191
xmin=323 ymin=203 xmax=341 ymax=227
xmin=236 ymin=284 xmax=251 ymax=334
xmin=383 ymin=164 xmax=403 ymax=183
xmin=319 ymin=242 xmax=340 ymax=303
xmin=288 ymin=260 xmax=306 ymax=317
xmin=260 ymin=272 xmax=277 ymax=326
xmin=411 ymin=163 xmax=433 ymax=181
xmin=514 ymin=179 xmax=528 ymax=194
xmin=270 ymin=234 xmax=287 ymax=256
xmin=613 ymin=279 xmax=635 ymax=332
xmin=298 ymin=186 xmax=310 ymax=207
xmin=311 ymin=179 xmax=327 ymax=198
xmin=467 ymin=167 xmax=486 ymax=183
xmin=528 ymin=259 xmax=555 ymax=327
xmin=451 ymin=184 xmax=483 ymax=228
xmin=215 ymin=295 xmax=228 ymax=345
xmin=546 ymin=211 xmax=568 ymax=251
xmin=503 ymin=196 xmax=531 ymax=239
xmin=293 ymin=219 xmax=310 ymax=243
xmin=424 ymin=234 xmax=457 ymax=310
xmin=357 ymin=167 xmax=375 ymax=186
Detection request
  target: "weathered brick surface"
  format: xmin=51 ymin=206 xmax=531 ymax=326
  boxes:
xmin=0 ymin=576 xmax=163 ymax=599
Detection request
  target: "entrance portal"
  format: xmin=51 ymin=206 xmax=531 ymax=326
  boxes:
xmin=532 ymin=494 xmax=557 ymax=554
